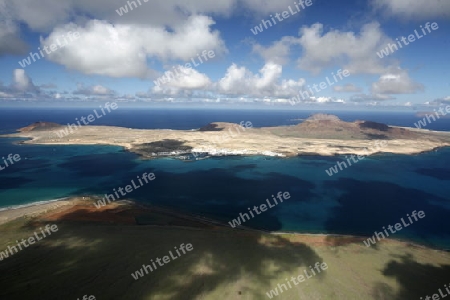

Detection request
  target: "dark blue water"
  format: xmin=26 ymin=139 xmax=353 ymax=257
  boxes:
xmin=0 ymin=108 xmax=449 ymax=249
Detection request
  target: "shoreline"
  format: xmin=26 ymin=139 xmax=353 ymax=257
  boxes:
xmin=1 ymin=196 xmax=448 ymax=252
xmin=0 ymin=197 xmax=76 ymax=226
xmin=0 ymin=197 xmax=70 ymax=212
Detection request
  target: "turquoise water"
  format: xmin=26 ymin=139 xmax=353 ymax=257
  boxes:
xmin=1 ymin=136 xmax=449 ymax=249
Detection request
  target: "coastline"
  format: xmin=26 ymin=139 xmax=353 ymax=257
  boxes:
xmin=0 ymin=197 xmax=70 ymax=212
xmin=0 ymin=197 xmax=76 ymax=226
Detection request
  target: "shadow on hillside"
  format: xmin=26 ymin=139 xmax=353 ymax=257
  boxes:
xmin=372 ymin=254 xmax=450 ymax=300
xmin=0 ymin=217 xmax=324 ymax=299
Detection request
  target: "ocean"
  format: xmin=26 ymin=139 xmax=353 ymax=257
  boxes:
xmin=0 ymin=108 xmax=449 ymax=249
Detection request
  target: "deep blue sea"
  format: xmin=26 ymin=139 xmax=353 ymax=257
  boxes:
xmin=1 ymin=108 xmax=449 ymax=249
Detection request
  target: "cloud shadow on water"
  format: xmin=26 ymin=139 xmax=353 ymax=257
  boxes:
xmin=57 ymin=153 xmax=139 ymax=177
xmin=70 ymin=167 xmax=316 ymax=231
xmin=324 ymin=178 xmax=450 ymax=246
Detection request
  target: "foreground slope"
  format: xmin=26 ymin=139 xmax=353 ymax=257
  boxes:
xmin=0 ymin=199 xmax=449 ymax=300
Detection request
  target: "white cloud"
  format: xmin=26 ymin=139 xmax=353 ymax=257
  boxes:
xmin=40 ymin=17 xmax=226 ymax=78
xmin=371 ymin=68 xmax=424 ymax=94
xmin=247 ymin=22 xmax=423 ymax=98
xmin=217 ymin=62 xmax=305 ymax=98
xmin=0 ymin=91 xmax=14 ymax=98
xmin=2 ymin=0 xmax=308 ymax=32
xmin=0 ymin=69 xmax=41 ymax=100
xmin=11 ymin=69 xmax=38 ymax=93
xmin=296 ymin=22 xmax=392 ymax=75
xmin=148 ymin=66 xmax=212 ymax=97
xmin=252 ymin=37 xmax=298 ymax=65
xmin=137 ymin=62 xmax=306 ymax=100
xmin=308 ymin=96 xmax=346 ymax=104
xmin=155 ymin=66 xmax=211 ymax=89
xmin=73 ymin=84 xmax=116 ymax=96
xmin=373 ymin=0 xmax=450 ymax=20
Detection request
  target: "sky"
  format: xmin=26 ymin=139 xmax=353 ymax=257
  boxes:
xmin=0 ymin=0 xmax=449 ymax=109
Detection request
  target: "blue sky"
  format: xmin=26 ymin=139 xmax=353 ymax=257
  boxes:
xmin=0 ymin=0 xmax=449 ymax=109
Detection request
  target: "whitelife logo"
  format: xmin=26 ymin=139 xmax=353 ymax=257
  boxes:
xmin=55 ymin=102 xmax=118 ymax=138
xmin=420 ymin=283 xmax=450 ymax=300
xmin=265 ymin=262 xmax=328 ymax=298
xmin=0 ymin=224 xmax=59 ymax=262
xmin=77 ymin=296 xmax=95 ymax=300
xmin=116 ymin=0 xmax=149 ymax=16
xmin=131 ymin=243 xmax=193 ymax=280
xmin=228 ymin=191 xmax=291 ymax=228
xmin=325 ymin=141 xmax=388 ymax=176
xmin=153 ymin=50 xmax=215 ymax=87
xmin=363 ymin=210 xmax=425 ymax=247
xmin=0 ymin=154 xmax=21 ymax=172
xmin=376 ymin=22 xmax=439 ymax=58
xmin=414 ymin=105 xmax=450 ymax=129
xmin=289 ymin=69 xmax=350 ymax=105
xmin=93 ymin=172 xmax=156 ymax=208
xmin=250 ymin=0 xmax=313 ymax=35
xmin=18 ymin=31 xmax=80 ymax=68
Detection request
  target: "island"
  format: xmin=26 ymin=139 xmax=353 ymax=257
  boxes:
xmin=3 ymin=114 xmax=450 ymax=159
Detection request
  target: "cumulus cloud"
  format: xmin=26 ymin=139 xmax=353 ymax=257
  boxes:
xmin=11 ymin=69 xmax=39 ymax=93
xmin=2 ymin=0 xmax=305 ymax=32
xmin=296 ymin=22 xmax=392 ymax=75
xmin=40 ymin=16 xmax=227 ymax=78
xmin=333 ymin=83 xmax=361 ymax=93
xmin=247 ymin=22 xmax=420 ymax=98
xmin=0 ymin=69 xmax=41 ymax=99
xmin=147 ymin=66 xmax=212 ymax=97
xmin=373 ymin=0 xmax=450 ymax=20
xmin=155 ymin=66 xmax=211 ymax=89
xmin=371 ymin=68 xmax=424 ymax=94
xmin=73 ymin=84 xmax=116 ymax=96
xmin=252 ymin=37 xmax=298 ymax=65
xmin=137 ymin=62 xmax=306 ymax=101
xmin=217 ymin=62 xmax=305 ymax=98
